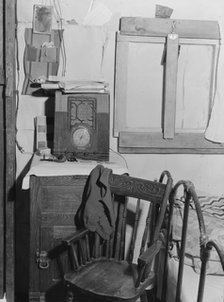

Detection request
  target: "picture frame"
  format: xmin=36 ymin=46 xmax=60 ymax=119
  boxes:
xmin=33 ymin=5 xmax=53 ymax=34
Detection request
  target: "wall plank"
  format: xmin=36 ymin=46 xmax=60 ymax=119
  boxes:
xmin=0 ymin=0 xmax=4 ymax=298
xmin=5 ymin=1 xmax=16 ymax=302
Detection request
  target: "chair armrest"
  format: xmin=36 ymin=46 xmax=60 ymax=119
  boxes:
xmin=62 ymin=228 xmax=89 ymax=246
xmin=135 ymin=234 xmax=164 ymax=288
xmin=206 ymin=240 xmax=224 ymax=271
xmin=138 ymin=235 xmax=163 ymax=266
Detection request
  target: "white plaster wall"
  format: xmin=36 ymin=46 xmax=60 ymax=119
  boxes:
xmin=16 ymin=0 xmax=224 ymax=194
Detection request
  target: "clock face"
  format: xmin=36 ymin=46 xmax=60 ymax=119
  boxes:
xmin=72 ymin=126 xmax=91 ymax=149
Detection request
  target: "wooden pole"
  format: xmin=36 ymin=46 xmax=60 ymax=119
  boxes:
xmin=5 ymin=0 xmax=16 ymax=301
xmin=163 ymin=33 xmax=179 ymax=139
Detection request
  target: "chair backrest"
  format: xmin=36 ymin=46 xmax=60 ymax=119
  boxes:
xmin=109 ymin=172 xmax=173 ymax=263
xmin=62 ymin=170 xmax=173 ymax=289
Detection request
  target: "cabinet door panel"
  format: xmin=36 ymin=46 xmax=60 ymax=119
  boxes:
xmin=41 ymin=186 xmax=83 ymax=212
xmin=41 ymin=213 xmax=76 ymax=226
xmin=30 ymin=175 xmax=87 ymax=301
xmin=39 ymin=226 xmax=77 ymax=296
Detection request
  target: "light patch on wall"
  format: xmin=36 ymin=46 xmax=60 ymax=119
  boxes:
xmin=58 ymin=25 xmax=107 ymax=81
xmin=83 ymin=0 xmax=112 ymax=26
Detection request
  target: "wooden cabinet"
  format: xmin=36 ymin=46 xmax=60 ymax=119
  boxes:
xmin=29 ymin=174 xmax=88 ymax=302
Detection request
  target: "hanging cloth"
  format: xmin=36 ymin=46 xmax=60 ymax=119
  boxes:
xmin=75 ymin=164 xmax=115 ymax=240
xmin=205 ymin=22 xmax=224 ymax=143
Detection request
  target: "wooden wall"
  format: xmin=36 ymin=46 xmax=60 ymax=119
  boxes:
xmin=0 ymin=0 xmax=4 ymax=298
xmin=1 ymin=1 xmax=16 ymax=301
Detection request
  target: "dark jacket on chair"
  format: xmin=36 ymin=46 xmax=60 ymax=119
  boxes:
xmin=75 ymin=164 xmax=115 ymax=240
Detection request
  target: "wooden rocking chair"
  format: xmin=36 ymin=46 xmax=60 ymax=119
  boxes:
xmin=62 ymin=171 xmax=173 ymax=302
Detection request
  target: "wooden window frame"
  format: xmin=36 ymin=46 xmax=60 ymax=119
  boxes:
xmin=114 ymin=18 xmax=224 ymax=153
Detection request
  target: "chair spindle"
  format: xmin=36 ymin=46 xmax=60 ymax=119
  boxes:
xmin=114 ymin=199 xmax=126 ymax=260
xmin=70 ymin=243 xmax=80 ymax=270
xmin=94 ymin=233 xmax=101 ymax=258
xmin=129 ymin=198 xmax=141 ymax=263
xmin=140 ymin=203 xmax=152 ymax=255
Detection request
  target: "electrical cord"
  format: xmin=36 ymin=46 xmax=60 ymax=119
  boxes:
xmin=109 ymin=148 xmax=129 ymax=169
xmin=52 ymin=0 xmax=67 ymax=76
xmin=15 ymin=0 xmax=25 ymax=153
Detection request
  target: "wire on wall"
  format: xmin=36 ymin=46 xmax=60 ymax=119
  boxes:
xmin=15 ymin=0 xmax=25 ymax=153
xmin=109 ymin=148 xmax=129 ymax=170
xmin=52 ymin=0 xmax=67 ymax=77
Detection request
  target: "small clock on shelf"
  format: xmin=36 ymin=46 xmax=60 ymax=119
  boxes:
xmin=53 ymin=91 xmax=110 ymax=161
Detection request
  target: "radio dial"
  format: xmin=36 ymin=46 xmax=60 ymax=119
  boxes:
xmin=72 ymin=126 xmax=91 ymax=148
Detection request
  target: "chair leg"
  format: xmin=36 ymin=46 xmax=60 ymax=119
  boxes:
xmin=145 ymin=288 xmax=159 ymax=302
xmin=66 ymin=288 xmax=74 ymax=302
xmin=66 ymin=289 xmax=74 ymax=302
xmin=140 ymin=290 xmax=148 ymax=302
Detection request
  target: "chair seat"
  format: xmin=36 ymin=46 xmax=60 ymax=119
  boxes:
xmin=64 ymin=258 xmax=155 ymax=301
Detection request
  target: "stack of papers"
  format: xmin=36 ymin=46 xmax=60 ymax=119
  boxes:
xmin=59 ymin=80 xmax=109 ymax=93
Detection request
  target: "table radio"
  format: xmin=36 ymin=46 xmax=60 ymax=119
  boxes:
xmin=53 ymin=91 xmax=110 ymax=161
